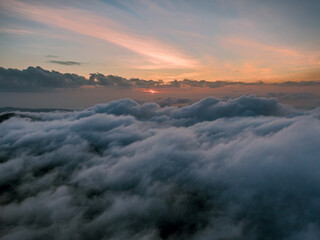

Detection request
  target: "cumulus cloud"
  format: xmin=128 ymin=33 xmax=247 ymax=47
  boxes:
xmin=1 ymin=95 xmax=319 ymax=239
xmin=0 ymin=66 xmax=88 ymax=90
xmin=1 ymin=66 xmax=320 ymax=92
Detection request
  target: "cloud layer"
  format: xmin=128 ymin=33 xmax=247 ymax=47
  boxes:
xmin=1 ymin=96 xmax=320 ymax=239
xmin=1 ymin=66 xmax=320 ymax=91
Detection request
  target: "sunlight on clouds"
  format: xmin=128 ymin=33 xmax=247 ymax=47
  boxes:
xmin=1 ymin=0 xmax=200 ymax=70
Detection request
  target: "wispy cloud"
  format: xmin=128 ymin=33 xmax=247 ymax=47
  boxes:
xmin=218 ymin=37 xmax=320 ymax=81
xmin=223 ymin=37 xmax=320 ymax=67
xmin=1 ymin=0 xmax=200 ymax=69
xmin=48 ymin=60 xmax=81 ymax=66
xmin=0 ymin=28 xmax=34 ymax=35
xmin=46 ymin=55 xmax=59 ymax=58
xmin=225 ymin=38 xmax=299 ymax=57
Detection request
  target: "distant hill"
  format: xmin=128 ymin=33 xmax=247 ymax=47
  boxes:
xmin=0 ymin=107 xmax=72 ymax=123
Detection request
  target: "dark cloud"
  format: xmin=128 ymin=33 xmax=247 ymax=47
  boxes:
xmin=1 ymin=96 xmax=319 ymax=239
xmin=48 ymin=60 xmax=81 ymax=66
xmin=0 ymin=66 xmax=88 ymax=90
xmin=276 ymin=81 xmax=320 ymax=87
xmin=1 ymin=66 xmax=320 ymax=92
xmin=89 ymin=73 xmax=132 ymax=87
xmin=45 ymin=55 xmax=59 ymax=58
xmin=154 ymin=97 xmax=194 ymax=107
xmin=89 ymin=73 xmax=163 ymax=88
xmin=167 ymin=79 xmax=252 ymax=88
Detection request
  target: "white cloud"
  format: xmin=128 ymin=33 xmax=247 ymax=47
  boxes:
xmin=1 ymin=96 xmax=320 ymax=239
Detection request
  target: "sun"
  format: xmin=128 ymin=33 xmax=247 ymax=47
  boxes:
xmin=141 ymin=89 xmax=159 ymax=94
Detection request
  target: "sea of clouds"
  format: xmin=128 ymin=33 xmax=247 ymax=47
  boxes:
xmin=1 ymin=95 xmax=320 ymax=240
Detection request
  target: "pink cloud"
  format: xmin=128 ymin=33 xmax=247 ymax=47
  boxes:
xmin=0 ymin=28 xmax=34 ymax=35
xmin=1 ymin=0 xmax=200 ymax=69
xmin=225 ymin=38 xmax=299 ymax=57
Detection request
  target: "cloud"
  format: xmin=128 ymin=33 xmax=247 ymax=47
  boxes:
xmin=0 ymin=28 xmax=34 ymax=35
xmin=154 ymin=97 xmax=194 ymax=107
xmin=45 ymin=55 xmax=59 ymax=58
xmin=0 ymin=66 xmax=89 ymax=90
xmin=1 ymin=66 xmax=320 ymax=92
xmin=89 ymin=73 xmax=164 ymax=88
xmin=1 ymin=96 xmax=320 ymax=239
xmin=48 ymin=60 xmax=81 ymax=66
xmin=79 ymin=95 xmax=291 ymax=127
xmin=225 ymin=38 xmax=299 ymax=57
xmin=167 ymin=79 xmax=250 ymax=88
xmin=276 ymin=81 xmax=320 ymax=87
xmin=1 ymin=0 xmax=199 ymax=69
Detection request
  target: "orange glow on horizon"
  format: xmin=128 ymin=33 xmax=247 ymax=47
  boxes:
xmin=139 ymin=89 xmax=159 ymax=94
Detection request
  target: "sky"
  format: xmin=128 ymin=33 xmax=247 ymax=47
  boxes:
xmin=1 ymin=0 xmax=320 ymax=82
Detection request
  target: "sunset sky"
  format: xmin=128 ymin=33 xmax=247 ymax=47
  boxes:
xmin=1 ymin=0 xmax=319 ymax=82
xmin=2 ymin=2 xmax=320 ymax=238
